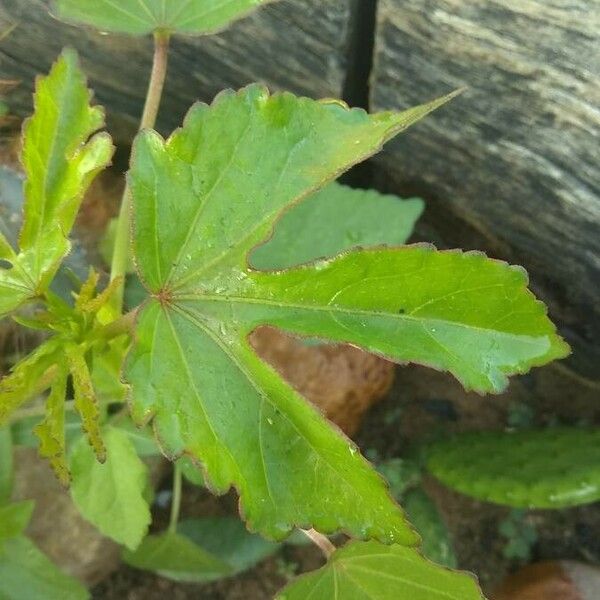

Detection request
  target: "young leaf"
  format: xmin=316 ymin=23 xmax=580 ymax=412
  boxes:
xmin=70 ymin=426 xmax=151 ymax=550
xmin=0 ymin=49 xmax=113 ymax=320
xmin=0 ymin=338 xmax=62 ymax=427
xmin=250 ymin=183 xmax=424 ymax=269
xmin=403 ymin=489 xmax=456 ymax=569
xmin=126 ymin=85 xmax=457 ymax=543
xmin=33 ymin=365 xmax=70 ymax=486
xmin=276 ymin=540 xmax=484 ymax=600
xmin=0 ymin=501 xmax=35 ymax=541
xmin=0 ymin=427 xmax=12 ymax=503
xmin=54 ymin=0 xmax=276 ymax=36
xmin=66 ymin=346 xmax=106 ymax=462
xmin=426 ymin=428 xmax=600 ymax=509
xmin=178 ymin=517 xmax=280 ymax=574
xmin=0 ymin=536 xmax=89 ymax=600
xmin=123 ymin=532 xmax=231 ymax=583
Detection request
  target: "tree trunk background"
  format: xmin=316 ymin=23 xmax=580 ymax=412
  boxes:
xmin=0 ymin=0 xmax=356 ymax=141
xmin=371 ymin=0 xmax=600 ymax=381
xmin=1 ymin=0 xmax=598 ymax=381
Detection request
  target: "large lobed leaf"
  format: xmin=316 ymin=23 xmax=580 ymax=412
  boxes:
xmin=276 ymin=540 xmax=485 ymax=600
xmin=125 ymin=85 xmax=566 ymax=542
xmin=54 ymin=0 xmax=276 ymax=36
xmin=426 ymin=428 xmax=600 ymax=509
xmin=0 ymin=49 xmax=113 ymax=320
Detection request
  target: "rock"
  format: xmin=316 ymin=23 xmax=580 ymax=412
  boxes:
xmin=0 ymin=0 xmax=355 ymax=143
xmin=250 ymin=326 xmax=395 ymax=436
xmin=371 ymin=0 xmax=600 ymax=380
xmin=492 ymin=561 xmax=600 ymax=600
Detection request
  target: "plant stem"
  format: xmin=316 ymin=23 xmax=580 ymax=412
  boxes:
xmin=168 ymin=462 xmax=183 ymax=534
xmin=301 ymin=529 xmax=336 ymax=559
xmin=109 ymin=31 xmax=171 ymax=314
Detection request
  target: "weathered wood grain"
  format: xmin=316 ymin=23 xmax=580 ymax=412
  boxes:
xmin=372 ymin=0 xmax=600 ymax=379
xmin=0 ymin=0 xmax=354 ymax=142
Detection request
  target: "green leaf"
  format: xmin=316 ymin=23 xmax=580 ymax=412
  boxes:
xmin=126 ymin=85 xmax=458 ymax=543
xmin=0 ymin=536 xmax=89 ymax=600
xmin=0 ymin=501 xmax=35 ymax=541
xmin=0 ymin=338 xmax=62 ymax=427
xmin=426 ymin=428 xmax=600 ymax=509
xmin=0 ymin=49 xmax=113 ymax=320
xmin=276 ymin=540 xmax=484 ymax=600
xmin=0 ymin=427 xmax=12 ymax=503
xmin=403 ymin=489 xmax=456 ymax=569
xmin=123 ymin=532 xmax=231 ymax=582
xmin=178 ymin=517 xmax=279 ymax=574
xmin=70 ymin=426 xmax=151 ymax=549
xmin=54 ymin=0 xmax=276 ymax=36
xmin=33 ymin=365 xmax=70 ymax=486
xmin=250 ymin=183 xmax=423 ymax=269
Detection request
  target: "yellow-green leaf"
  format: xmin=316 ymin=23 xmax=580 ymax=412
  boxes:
xmin=0 ymin=49 xmax=113 ymax=320
xmin=0 ymin=339 xmax=62 ymax=427
xmin=66 ymin=346 xmax=106 ymax=462
xmin=34 ymin=366 xmax=70 ymax=486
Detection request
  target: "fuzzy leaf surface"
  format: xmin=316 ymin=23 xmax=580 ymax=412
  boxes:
xmin=277 ymin=540 xmax=484 ymax=600
xmin=126 ymin=86 xmax=565 ymax=541
xmin=426 ymin=428 xmax=600 ymax=509
xmin=0 ymin=536 xmax=89 ymax=600
xmin=0 ymin=49 xmax=112 ymax=319
xmin=34 ymin=366 xmax=70 ymax=486
xmin=127 ymin=85 xmax=454 ymax=543
xmin=54 ymin=0 xmax=276 ymax=36
xmin=250 ymin=183 xmax=423 ymax=269
xmin=70 ymin=426 xmax=151 ymax=549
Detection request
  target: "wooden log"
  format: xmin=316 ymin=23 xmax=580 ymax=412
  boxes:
xmin=371 ymin=0 xmax=600 ymax=379
xmin=0 ymin=0 xmax=354 ymax=142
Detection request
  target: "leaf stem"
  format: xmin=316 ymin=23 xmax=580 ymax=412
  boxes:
xmin=168 ymin=462 xmax=183 ymax=534
xmin=301 ymin=529 xmax=336 ymax=559
xmin=109 ymin=31 xmax=171 ymax=314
